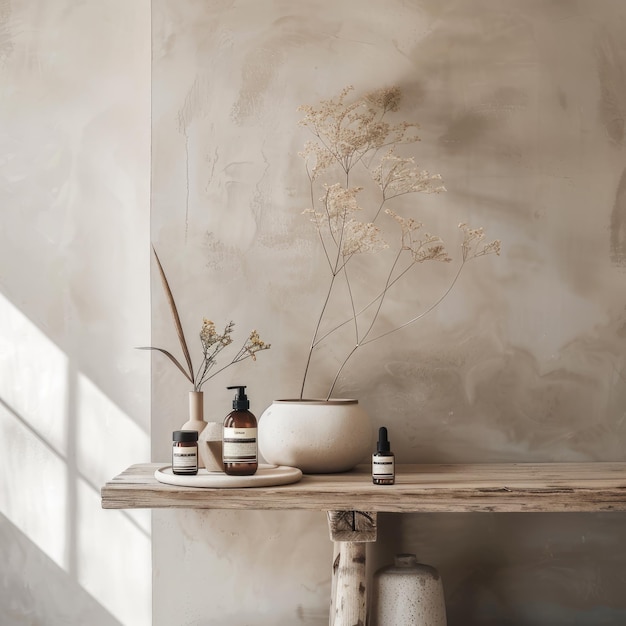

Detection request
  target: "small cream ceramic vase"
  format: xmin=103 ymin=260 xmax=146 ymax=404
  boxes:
xmin=370 ymin=554 xmax=447 ymax=626
xmin=180 ymin=391 xmax=207 ymax=468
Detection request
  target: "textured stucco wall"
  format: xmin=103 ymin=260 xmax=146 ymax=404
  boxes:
xmin=151 ymin=1 xmax=626 ymax=625
xmin=0 ymin=1 xmax=151 ymax=624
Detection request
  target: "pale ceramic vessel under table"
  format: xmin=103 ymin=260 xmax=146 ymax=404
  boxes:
xmin=258 ymin=398 xmax=373 ymax=473
xmin=370 ymin=554 xmax=447 ymax=626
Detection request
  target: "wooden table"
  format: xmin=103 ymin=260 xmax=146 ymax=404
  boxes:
xmin=101 ymin=462 xmax=626 ymax=625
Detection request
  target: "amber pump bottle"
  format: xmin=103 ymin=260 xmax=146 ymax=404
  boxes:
xmin=372 ymin=426 xmax=395 ymax=485
xmin=223 ymin=385 xmax=258 ymax=476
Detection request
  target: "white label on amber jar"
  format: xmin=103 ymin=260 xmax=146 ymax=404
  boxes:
xmin=172 ymin=446 xmax=198 ymax=469
xmin=372 ymin=455 xmax=395 ymax=477
xmin=223 ymin=427 xmax=257 ymax=463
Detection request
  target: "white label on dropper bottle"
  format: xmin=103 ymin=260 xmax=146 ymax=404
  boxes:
xmin=372 ymin=455 xmax=395 ymax=477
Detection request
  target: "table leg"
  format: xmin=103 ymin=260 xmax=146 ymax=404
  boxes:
xmin=327 ymin=511 xmax=377 ymax=626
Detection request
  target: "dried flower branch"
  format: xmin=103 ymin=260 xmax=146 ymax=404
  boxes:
xmin=137 ymin=249 xmax=270 ymax=392
xmin=297 ymin=86 xmax=500 ymax=399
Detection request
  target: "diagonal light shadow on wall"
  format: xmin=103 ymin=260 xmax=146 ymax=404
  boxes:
xmin=0 ymin=512 xmax=120 ymax=625
xmin=0 ymin=291 xmax=151 ymax=626
xmin=0 ymin=395 xmax=149 ymax=542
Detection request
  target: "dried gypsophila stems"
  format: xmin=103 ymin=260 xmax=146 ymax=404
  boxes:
xmin=296 ymin=85 xmax=500 ymax=400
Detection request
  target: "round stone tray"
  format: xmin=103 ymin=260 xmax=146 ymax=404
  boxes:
xmin=154 ymin=463 xmax=302 ymax=488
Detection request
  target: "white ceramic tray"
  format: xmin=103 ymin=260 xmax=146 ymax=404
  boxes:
xmin=154 ymin=464 xmax=302 ymax=488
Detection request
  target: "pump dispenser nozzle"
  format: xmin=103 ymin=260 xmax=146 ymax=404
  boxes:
xmin=227 ymin=385 xmax=249 ymax=411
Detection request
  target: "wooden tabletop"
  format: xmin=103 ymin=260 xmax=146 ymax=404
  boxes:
xmin=101 ymin=462 xmax=626 ymax=513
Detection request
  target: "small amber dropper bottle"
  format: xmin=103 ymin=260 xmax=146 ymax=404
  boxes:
xmin=372 ymin=426 xmax=395 ymax=485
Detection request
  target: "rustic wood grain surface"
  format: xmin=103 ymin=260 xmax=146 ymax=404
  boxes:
xmin=101 ymin=462 xmax=626 ymax=513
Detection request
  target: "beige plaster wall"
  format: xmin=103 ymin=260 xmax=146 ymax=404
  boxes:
xmin=0 ymin=1 xmax=151 ymax=624
xmin=151 ymin=1 xmax=626 ymax=624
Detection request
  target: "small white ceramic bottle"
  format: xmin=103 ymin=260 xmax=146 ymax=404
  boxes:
xmin=370 ymin=553 xmax=447 ymax=626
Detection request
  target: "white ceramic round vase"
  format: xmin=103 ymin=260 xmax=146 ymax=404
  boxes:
xmin=258 ymin=399 xmax=372 ymax=473
xmin=370 ymin=554 xmax=447 ymax=626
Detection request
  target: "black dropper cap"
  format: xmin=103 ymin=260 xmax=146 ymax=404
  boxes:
xmin=377 ymin=426 xmax=391 ymax=453
xmin=227 ymin=385 xmax=249 ymax=410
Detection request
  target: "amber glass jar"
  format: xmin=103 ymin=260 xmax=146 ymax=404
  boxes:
xmin=172 ymin=430 xmax=198 ymax=475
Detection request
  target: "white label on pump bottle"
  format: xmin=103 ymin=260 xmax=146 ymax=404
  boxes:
xmin=223 ymin=427 xmax=257 ymax=463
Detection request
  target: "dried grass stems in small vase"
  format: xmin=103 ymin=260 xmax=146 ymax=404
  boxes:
xmin=139 ymin=248 xmax=270 ymax=393
xmin=137 ymin=248 xmax=270 ymax=470
xmin=296 ymin=86 xmax=501 ymax=400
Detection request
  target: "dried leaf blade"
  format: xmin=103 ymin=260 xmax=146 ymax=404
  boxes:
xmin=152 ymin=246 xmax=195 ymax=384
xmin=136 ymin=347 xmax=194 ymax=384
